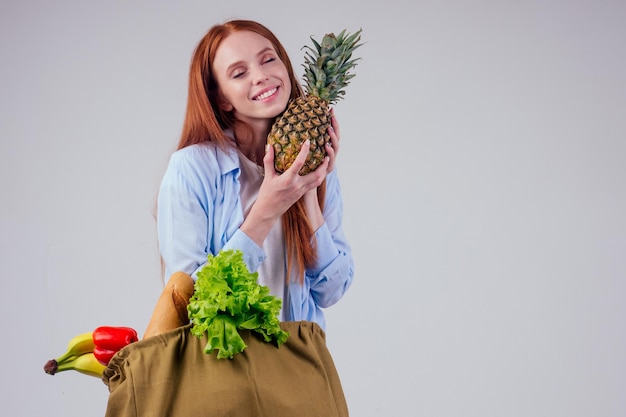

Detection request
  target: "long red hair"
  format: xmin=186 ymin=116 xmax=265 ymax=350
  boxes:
xmin=177 ymin=19 xmax=325 ymax=283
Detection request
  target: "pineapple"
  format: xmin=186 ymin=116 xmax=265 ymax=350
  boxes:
xmin=268 ymin=29 xmax=363 ymax=175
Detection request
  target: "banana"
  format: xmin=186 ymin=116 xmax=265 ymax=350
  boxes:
xmin=53 ymin=353 xmax=106 ymax=378
xmin=43 ymin=331 xmax=97 ymax=376
xmin=54 ymin=331 xmax=96 ymax=364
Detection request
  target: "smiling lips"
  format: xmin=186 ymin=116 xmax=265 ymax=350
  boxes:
xmin=253 ymin=87 xmax=278 ymax=101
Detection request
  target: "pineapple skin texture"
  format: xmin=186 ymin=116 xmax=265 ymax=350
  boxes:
xmin=267 ymin=95 xmax=330 ymax=175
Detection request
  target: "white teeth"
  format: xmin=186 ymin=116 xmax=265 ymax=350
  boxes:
xmin=255 ymin=88 xmax=277 ymax=100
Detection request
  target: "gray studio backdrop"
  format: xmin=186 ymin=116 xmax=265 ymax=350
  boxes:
xmin=1 ymin=1 xmax=625 ymax=416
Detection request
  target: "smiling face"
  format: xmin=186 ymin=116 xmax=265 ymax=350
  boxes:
xmin=212 ymin=30 xmax=292 ymax=132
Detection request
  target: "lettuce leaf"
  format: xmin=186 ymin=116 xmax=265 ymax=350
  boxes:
xmin=187 ymin=249 xmax=289 ymax=359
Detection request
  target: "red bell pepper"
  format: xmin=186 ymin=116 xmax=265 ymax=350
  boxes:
xmin=92 ymin=326 xmax=138 ymax=351
xmin=93 ymin=346 xmax=118 ymax=366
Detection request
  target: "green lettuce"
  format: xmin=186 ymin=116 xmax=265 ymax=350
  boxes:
xmin=187 ymin=249 xmax=289 ymax=359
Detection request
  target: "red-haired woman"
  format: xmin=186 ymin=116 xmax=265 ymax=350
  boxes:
xmin=156 ymin=19 xmax=354 ymax=330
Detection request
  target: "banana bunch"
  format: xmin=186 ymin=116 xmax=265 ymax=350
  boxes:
xmin=43 ymin=332 xmax=105 ymax=378
xmin=44 ymin=326 xmax=138 ymax=379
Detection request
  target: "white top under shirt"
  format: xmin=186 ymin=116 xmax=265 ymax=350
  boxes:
xmin=237 ymin=151 xmax=287 ymax=320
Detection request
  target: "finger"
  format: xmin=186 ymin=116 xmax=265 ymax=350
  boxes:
xmin=325 ymin=142 xmax=336 ymax=172
xmin=315 ymin=156 xmax=331 ymax=181
xmin=263 ymin=143 xmax=277 ymax=178
xmin=330 ymin=108 xmax=341 ymax=140
xmin=327 ymin=125 xmax=339 ymax=155
xmin=287 ymin=139 xmax=311 ymax=175
xmin=325 ymin=140 xmax=336 ymax=159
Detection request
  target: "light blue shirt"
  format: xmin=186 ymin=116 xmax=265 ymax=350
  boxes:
xmin=157 ymin=139 xmax=354 ymax=329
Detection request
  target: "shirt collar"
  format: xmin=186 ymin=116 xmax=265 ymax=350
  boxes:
xmin=215 ymin=128 xmax=240 ymax=176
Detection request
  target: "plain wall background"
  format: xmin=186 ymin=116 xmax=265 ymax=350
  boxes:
xmin=1 ymin=0 xmax=625 ymax=416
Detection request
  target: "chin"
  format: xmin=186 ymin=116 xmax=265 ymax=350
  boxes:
xmin=271 ymin=101 xmax=290 ymax=118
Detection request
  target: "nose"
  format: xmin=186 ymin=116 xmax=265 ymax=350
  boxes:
xmin=250 ymin=64 xmax=269 ymax=84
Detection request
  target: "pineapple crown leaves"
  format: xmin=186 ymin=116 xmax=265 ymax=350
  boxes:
xmin=301 ymin=28 xmax=363 ymax=104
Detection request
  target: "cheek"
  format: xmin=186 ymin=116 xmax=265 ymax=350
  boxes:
xmin=282 ymin=72 xmax=292 ymax=97
xmin=221 ymin=84 xmax=248 ymax=106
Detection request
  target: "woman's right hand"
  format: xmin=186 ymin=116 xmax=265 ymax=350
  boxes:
xmin=262 ymin=140 xmax=328 ymax=210
xmin=240 ymin=140 xmax=329 ymax=246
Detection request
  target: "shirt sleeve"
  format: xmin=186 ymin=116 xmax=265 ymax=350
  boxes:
xmin=221 ymin=228 xmax=267 ymax=274
xmin=157 ymin=149 xmax=214 ymax=282
xmin=304 ymin=169 xmax=355 ymax=308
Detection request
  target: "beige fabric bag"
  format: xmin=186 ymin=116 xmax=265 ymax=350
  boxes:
xmin=103 ymin=321 xmax=349 ymax=417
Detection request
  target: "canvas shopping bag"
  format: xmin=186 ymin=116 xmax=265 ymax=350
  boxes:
xmin=103 ymin=321 xmax=349 ymax=417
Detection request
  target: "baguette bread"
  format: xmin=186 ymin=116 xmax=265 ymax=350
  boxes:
xmin=143 ymin=271 xmax=195 ymax=339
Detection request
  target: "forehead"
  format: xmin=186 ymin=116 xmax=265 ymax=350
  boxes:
xmin=213 ymin=30 xmax=276 ymax=68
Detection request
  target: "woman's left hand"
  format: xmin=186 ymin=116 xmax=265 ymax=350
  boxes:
xmin=324 ymin=108 xmax=340 ymax=173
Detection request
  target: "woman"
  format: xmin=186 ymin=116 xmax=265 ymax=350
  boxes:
xmin=156 ymin=19 xmax=354 ymax=330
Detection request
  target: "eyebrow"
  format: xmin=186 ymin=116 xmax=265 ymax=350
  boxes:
xmin=225 ymin=47 xmax=276 ymax=74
